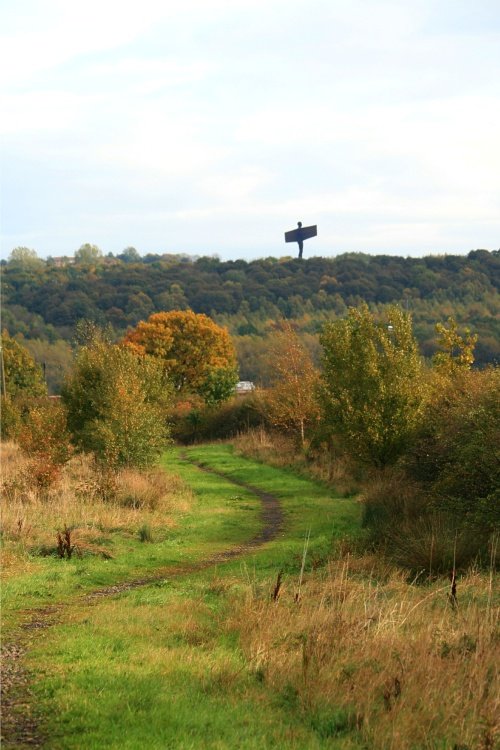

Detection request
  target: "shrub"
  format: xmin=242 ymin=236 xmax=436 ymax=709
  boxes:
xmin=405 ymin=367 xmax=500 ymax=532
xmin=62 ymin=333 xmax=172 ymax=469
xmin=171 ymin=395 xmax=264 ymax=444
xmin=0 ymin=397 xmax=22 ymax=440
xmin=362 ymin=468 xmax=495 ymax=573
xmin=17 ymin=398 xmax=72 ymax=488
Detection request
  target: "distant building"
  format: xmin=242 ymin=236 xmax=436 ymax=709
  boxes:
xmin=235 ymin=381 xmax=255 ymax=395
xmin=48 ymin=256 xmax=75 ymax=267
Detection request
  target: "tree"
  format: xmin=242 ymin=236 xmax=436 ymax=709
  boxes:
xmin=432 ymin=317 xmax=477 ymax=377
xmin=74 ymin=243 xmax=103 ymax=264
xmin=264 ymin=321 xmax=320 ymax=446
xmin=61 ymin=332 xmax=171 ymax=468
xmin=1 ymin=330 xmax=47 ymax=399
xmin=118 ymin=246 xmax=141 ymax=263
xmin=8 ymin=247 xmax=43 ymax=269
xmin=22 ymin=338 xmax=73 ymax=395
xmin=198 ymin=367 xmax=241 ymax=408
xmin=123 ymin=310 xmax=238 ymax=405
xmin=319 ymin=304 xmax=424 ymax=467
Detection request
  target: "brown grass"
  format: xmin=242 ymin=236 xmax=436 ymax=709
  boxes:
xmin=1 ymin=442 xmax=192 ymax=576
xmin=229 ymin=557 xmax=499 ymax=749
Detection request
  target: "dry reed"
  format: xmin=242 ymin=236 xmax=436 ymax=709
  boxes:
xmin=230 ymin=557 xmax=499 ymax=749
xmin=1 ymin=442 xmax=192 ymax=575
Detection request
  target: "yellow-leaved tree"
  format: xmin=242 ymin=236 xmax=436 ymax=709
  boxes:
xmin=432 ymin=317 xmax=477 ymax=377
xmin=123 ymin=310 xmax=238 ymax=405
xmin=265 ymin=321 xmax=320 ymax=447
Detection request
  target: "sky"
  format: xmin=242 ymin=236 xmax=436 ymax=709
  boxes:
xmin=1 ymin=0 xmax=499 ymax=261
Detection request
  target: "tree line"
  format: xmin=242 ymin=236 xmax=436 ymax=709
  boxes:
xmin=2 ymin=247 xmax=499 ymax=378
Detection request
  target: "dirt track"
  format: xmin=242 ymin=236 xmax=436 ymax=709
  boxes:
xmin=0 ymin=458 xmax=285 ymax=748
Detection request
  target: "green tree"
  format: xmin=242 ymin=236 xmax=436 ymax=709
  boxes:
xmin=1 ymin=330 xmax=47 ymax=398
xmin=62 ymin=333 xmax=171 ymax=468
xmin=118 ymin=246 xmax=141 ymax=263
xmin=319 ymin=304 xmax=424 ymax=467
xmin=74 ymin=243 xmax=103 ymax=264
xmin=198 ymin=366 xmax=239 ymax=407
xmin=8 ymin=246 xmax=44 ymax=269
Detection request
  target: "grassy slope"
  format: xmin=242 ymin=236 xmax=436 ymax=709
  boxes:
xmin=8 ymin=446 xmax=362 ymax=749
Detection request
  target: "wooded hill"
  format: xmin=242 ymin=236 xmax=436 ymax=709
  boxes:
xmin=2 ymin=249 xmax=499 ymax=383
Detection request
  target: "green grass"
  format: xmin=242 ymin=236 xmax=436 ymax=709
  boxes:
xmin=1 ymin=448 xmax=263 ymax=629
xmin=180 ymin=444 xmax=362 ymax=573
xmin=5 ymin=445 xmax=362 ymax=749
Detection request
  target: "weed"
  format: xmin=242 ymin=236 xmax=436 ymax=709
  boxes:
xmin=56 ymin=526 xmax=75 ymax=559
xmin=138 ymin=524 xmax=154 ymax=543
xmin=271 ymin=570 xmax=283 ymax=602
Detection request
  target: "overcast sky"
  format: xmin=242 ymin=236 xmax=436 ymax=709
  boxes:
xmin=1 ymin=0 xmax=499 ymax=261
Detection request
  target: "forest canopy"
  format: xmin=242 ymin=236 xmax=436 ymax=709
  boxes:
xmin=1 ymin=249 xmax=498 ymax=384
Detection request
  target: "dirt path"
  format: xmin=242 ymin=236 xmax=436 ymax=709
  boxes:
xmin=0 ymin=458 xmax=285 ymax=749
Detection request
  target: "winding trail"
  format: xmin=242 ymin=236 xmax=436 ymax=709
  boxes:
xmin=0 ymin=457 xmax=285 ymax=749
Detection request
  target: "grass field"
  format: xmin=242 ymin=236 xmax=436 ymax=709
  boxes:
xmin=2 ymin=444 xmax=498 ymax=749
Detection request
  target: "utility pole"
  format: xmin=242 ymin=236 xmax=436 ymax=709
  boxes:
xmin=0 ymin=340 xmax=7 ymax=399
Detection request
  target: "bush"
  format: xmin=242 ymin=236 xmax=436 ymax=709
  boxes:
xmin=16 ymin=398 xmax=72 ymax=488
xmin=171 ymin=395 xmax=264 ymax=444
xmin=362 ymin=472 xmax=491 ymax=572
xmin=0 ymin=397 xmax=22 ymax=440
xmin=405 ymin=368 xmax=500 ymax=532
xmin=62 ymin=335 xmax=172 ymax=469
xmin=380 ymin=514 xmax=491 ymax=573
xmin=361 ymin=367 xmax=499 ymax=570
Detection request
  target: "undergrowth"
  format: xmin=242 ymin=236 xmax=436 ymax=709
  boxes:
xmin=1 ymin=442 xmax=190 ymax=575
xmin=229 ymin=555 xmax=499 ymax=750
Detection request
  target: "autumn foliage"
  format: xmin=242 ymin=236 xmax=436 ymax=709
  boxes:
xmin=123 ymin=311 xmax=238 ymax=404
xmin=265 ymin=321 xmax=320 ymax=446
xmin=17 ymin=399 xmax=73 ymax=487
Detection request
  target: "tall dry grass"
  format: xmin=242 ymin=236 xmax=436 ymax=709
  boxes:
xmin=231 ymin=554 xmax=499 ymax=749
xmin=1 ymin=442 xmax=192 ymax=575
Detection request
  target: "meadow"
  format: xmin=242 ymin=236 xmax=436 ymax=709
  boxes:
xmin=2 ymin=443 xmax=498 ymax=749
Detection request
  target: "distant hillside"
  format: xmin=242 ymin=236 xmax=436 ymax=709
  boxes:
xmin=1 ymin=250 xmax=499 ymax=381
